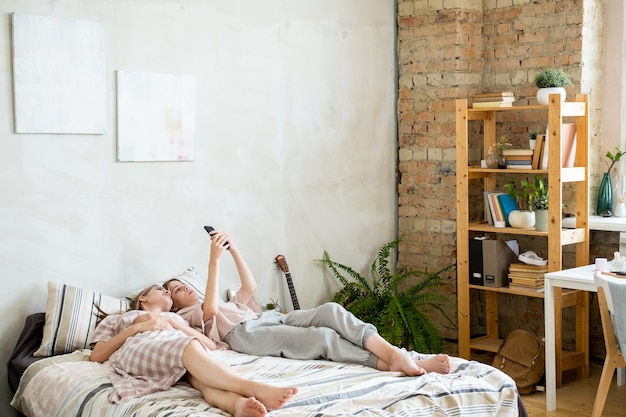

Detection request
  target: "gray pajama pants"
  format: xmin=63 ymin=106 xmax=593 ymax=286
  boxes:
xmin=223 ymin=302 xmax=379 ymax=368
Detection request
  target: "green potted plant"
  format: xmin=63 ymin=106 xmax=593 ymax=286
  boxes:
xmin=597 ymin=147 xmax=625 ymax=216
xmin=533 ymin=68 xmax=572 ymax=105
xmin=319 ymin=239 xmax=455 ymax=353
xmin=505 ymin=175 xmax=549 ymax=230
xmin=529 ymin=131 xmax=538 ymax=150
xmin=529 ymin=175 xmax=549 ymax=231
xmin=504 ymin=176 xmax=535 ymax=228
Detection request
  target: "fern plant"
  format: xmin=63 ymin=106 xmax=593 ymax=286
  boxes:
xmin=319 ymin=239 xmax=455 ymax=353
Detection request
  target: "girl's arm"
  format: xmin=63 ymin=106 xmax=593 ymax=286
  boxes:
xmin=228 ymin=243 xmax=257 ymax=304
xmin=201 ymin=231 xmax=229 ymax=321
xmin=90 ymin=314 xmax=172 ymax=363
xmin=167 ymin=316 xmax=217 ymax=350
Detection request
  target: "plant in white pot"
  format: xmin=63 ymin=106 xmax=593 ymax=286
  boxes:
xmin=528 ymin=176 xmax=549 ymax=232
xmin=533 ymin=68 xmax=571 ymax=105
xmin=504 ymin=177 xmax=535 ymax=228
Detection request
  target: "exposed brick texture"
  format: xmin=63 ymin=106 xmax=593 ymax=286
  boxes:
xmin=396 ymin=0 xmax=607 ymax=358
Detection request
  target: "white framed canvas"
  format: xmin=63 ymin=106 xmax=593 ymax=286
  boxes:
xmin=11 ymin=13 xmax=107 ymax=134
xmin=116 ymin=71 xmax=196 ymax=162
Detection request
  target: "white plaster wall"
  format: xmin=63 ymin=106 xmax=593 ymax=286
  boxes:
xmin=0 ymin=1 xmax=397 ymax=414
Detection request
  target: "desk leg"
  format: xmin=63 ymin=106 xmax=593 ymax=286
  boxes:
xmin=619 ymin=368 xmax=625 ymax=386
xmin=545 ymin=280 xmax=557 ymax=411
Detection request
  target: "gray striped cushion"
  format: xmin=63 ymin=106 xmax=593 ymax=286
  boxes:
xmin=34 ymin=281 xmax=130 ymax=357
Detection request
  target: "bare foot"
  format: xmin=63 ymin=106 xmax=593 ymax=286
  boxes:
xmin=234 ymin=397 xmax=267 ymax=417
xmin=387 ymin=349 xmax=426 ymax=376
xmin=254 ymin=385 xmax=298 ymax=411
xmin=417 ymin=354 xmax=451 ymax=374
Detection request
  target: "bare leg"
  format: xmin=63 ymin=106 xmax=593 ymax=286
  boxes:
xmin=364 ymin=334 xmax=450 ymax=375
xmin=182 ymin=340 xmax=297 ymax=410
xmin=188 ymin=375 xmax=267 ymax=417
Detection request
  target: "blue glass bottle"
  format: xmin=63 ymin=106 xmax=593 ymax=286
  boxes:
xmin=597 ymin=172 xmax=613 ymax=216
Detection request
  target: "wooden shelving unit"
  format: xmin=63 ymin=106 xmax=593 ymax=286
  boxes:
xmin=455 ymin=94 xmax=590 ymax=386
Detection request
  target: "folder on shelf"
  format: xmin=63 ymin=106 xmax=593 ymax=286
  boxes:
xmin=469 ymin=237 xmax=485 ymax=285
xmin=483 ymin=239 xmax=518 ymax=287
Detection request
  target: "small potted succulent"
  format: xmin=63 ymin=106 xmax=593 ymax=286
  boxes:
xmin=533 ymin=68 xmax=572 ymax=105
xmin=529 ymin=131 xmax=538 ymax=150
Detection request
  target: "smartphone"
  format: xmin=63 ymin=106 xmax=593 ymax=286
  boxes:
xmin=203 ymin=226 xmax=229 ymax=249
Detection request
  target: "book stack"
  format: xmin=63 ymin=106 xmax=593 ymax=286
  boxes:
xmin=484 ymin=191 xmax=518 ymax=226
xmin=472 ymin=92 xmax=515 ymax=108
xmin=504 ymin=149 xmax=534 ymax=169
xmin=508 ymin=263 xmax=549 ymax=291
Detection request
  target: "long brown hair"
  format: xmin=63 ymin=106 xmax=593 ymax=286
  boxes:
xmin=94 ymin=285 xmax=157 ymax=325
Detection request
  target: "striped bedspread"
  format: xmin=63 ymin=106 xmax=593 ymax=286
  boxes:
xmin=11 ymin=349 xmax=520 ymax=417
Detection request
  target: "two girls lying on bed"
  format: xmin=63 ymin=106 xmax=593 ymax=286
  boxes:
xmin=163 ymin=228 xmax=451 ymax=376
xmin=89 ymin=284 xmax=297 ymax=417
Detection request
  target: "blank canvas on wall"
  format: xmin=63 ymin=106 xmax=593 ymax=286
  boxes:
xmin=117 ymin=71 xmax=196 ymax=162
xmin=11 ymin=13 xmax=107 ymax=134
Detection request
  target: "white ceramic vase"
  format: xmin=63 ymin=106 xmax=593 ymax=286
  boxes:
xmin=536 ymin=87 xmax=566 ymax=105
xmin=509 ymin=210 xmax=535 ymax=229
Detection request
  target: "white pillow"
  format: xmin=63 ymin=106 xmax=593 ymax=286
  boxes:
xmin=172 ymin=266 xmax=205 ymax=302
xmin=34 ymin=281 xmax=130 ymax=357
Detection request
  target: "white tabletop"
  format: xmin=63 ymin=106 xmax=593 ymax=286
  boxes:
xmin=544 ymin=264 xmax=624 ymax=411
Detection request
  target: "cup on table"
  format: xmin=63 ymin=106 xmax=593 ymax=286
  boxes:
xmin=595 ymin=257 xmax=608 ymax=272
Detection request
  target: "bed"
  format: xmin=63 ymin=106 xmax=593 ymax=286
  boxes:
xmin=8 ymin=276 xmax=529 ymax=416
xmin=9 ymin=312 xmax=529 ymax=417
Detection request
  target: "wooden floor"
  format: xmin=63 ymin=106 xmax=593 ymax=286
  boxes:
xmin=522 ymin=362 xmax=625 ymax=416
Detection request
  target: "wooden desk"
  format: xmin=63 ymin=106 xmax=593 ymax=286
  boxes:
xmin=544 ymin=265 xmax=625 ymax=411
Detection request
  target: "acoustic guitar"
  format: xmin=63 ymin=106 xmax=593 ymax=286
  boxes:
xmin=274 ymin=254 xmax=301 ymax=310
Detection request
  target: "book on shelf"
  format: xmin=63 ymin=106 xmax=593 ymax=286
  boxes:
xmin=506 ymin=164 xmax=533 ymax=169
xmin=503 ymin=149 xmax=534 ymax=156
xmin=508 ymin=283 xmax=545 ymax=293
xmin=472 ymin=101 xmax=513 ymax=108
xmin=531 ymin=134 xmax=545 ymax=169
xmin=497 ymin=194 xmax=518 ymax=227
xmin=483 ymin=191 xmax=494 ymax=225
xmin=506 ymin=160 xmax=533 ymax=165
xmin=473 ymin=96 xmax=515 ymax=103
xmin=509 ymin=262 xmax=548 ymax=272
xmin=473 ymin=91 xmax=514 ymax=98
xmin=561 ymin=123 xmax=577 ymax=168
xmin=486 ymin=191 xmax=506 ymax=225
xmin=505 ymin=155 xmax=533 ymax=161
xmin=509 ymin=277 xmax=544 ymax=287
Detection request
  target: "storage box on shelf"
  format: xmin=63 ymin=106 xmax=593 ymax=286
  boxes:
xmin=455 ymin=94 xmax=590 ymax=387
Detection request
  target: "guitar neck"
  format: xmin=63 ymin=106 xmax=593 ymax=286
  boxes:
xmin=284 ymin=272 xmax=300 ymax=310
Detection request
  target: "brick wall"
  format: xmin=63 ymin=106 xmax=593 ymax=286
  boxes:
xmin=397 ymin=0 xmax=607 ymax=358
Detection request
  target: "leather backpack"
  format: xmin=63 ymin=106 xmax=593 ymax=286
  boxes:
xmin=492 ymin=329 xmax=545 ymax=394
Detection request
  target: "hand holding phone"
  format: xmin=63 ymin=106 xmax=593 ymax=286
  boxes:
xmin=204 ymin=226 xmax=229 ymax=249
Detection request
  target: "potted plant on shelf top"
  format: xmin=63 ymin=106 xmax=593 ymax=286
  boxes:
xmin=533 ymin=68 xmax=572 ymax=105
xmin=318 ymin=239 xmax=455 ymax=353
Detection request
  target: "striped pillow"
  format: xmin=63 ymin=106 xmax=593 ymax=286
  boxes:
xmin=34 ymin=281 xmax=130 ymax=357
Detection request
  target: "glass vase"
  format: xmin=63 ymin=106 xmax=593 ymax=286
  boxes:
xmin=596 ymin=172 xmax=613 ymax=216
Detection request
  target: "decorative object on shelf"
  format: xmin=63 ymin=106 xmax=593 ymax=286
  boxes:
xmin=319 ymin=239 xmax=455 ymax=353
xmin=504 ymin=176 xmax=538 ymax=228
xmin=486 ymin=136 xmax=511 ymax=169
xmin=597 ymin=147 xmax=625 ymax=216
xmin=533 ymin=68 xmax=572 ymax=105
xmin=529 ymin=131 xmax=537 ymax=150
xmin=529 ymin=176 xmax=549 ymax=232
xmin=472 ymin=91 xmax=515 ymax=109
